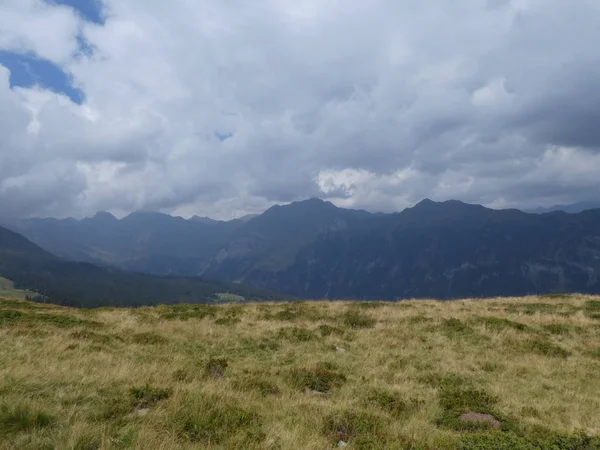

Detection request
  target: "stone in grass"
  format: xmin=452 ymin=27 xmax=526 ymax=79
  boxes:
xmin=310 ymin=389 xmax=328 ymax=396
xmin=459 ymin=412 xmax=501 ymax=429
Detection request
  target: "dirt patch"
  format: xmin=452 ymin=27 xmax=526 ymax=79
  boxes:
xmin=459 ymin=412 xmax=501 ymax=429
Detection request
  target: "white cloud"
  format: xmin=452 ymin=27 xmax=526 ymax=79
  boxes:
xmin=0 ymin=0 xmax=599 ymax=219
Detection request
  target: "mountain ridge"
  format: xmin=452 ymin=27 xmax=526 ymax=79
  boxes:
xmin=4 ymin=198 xmax=600 ymax=300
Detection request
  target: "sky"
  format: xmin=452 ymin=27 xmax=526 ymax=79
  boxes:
xmin=1 ymin=0 xmax=599 ymax=220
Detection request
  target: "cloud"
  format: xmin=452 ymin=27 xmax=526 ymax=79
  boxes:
xmin=0 ymin=0 xmax=599 ymax=219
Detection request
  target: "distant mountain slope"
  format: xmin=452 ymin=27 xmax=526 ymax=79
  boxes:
xmin=527 ymin=201 xmax=600 ymax=214
xmin=246 ymin=202 xmax=600 ymax=299
xmin=5 ymin=199 xmax=600 ymax=300
xmin=0 ymin=226 xmax=285 ymax=307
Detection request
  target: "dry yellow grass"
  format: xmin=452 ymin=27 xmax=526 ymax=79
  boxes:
xmin=1 ymin=295 xmax=600 ymax=449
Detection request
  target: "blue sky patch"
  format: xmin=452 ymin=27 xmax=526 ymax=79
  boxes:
xmin=45 ymin=0 xmax=105 ymax=25
xmin=0 ymin=51 xmax=85 ymax=104
xmin=215 ymin=132 xmax=234 ymax=142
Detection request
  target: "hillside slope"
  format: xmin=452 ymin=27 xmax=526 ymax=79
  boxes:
xmin=1 ymin=295 xmax=599 ymax=449
xmin=0 ymin=226 xmax=284 ymax=307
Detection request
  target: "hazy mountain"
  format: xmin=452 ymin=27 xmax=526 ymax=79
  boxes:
xmin=4 ymin=211 xmax=244 ymax=276
xmin=5 ymin=199 xmax=600 ymax=300
xmin=0 ymin=225 xmax=285 ymax=307
xmin=190 ymin=216 xmax=224 ymax=225
xmin=527 ymin=201 xmax=600 ymax=214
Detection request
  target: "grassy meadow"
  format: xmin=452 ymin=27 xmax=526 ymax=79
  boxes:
xmin=0 ymin=276 xmax=29 ymax=300
xmin=1 ymin=294 xmax=600 ymax=449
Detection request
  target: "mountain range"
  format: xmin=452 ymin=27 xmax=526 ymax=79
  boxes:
xmin=526 ymin=201 xmax=600 ymax=214
xmin=0 ymin=224 xmax=284 ymax=307
xmin=4 ymin=198 xmax=600 ymax=300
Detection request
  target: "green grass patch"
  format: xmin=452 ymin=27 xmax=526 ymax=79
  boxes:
xmin=275 ymin=326 xmax=316 ymax=342
xmin=0 ymin=277 xmax=29 ymax=300
xmin=233 ymin=375 xmax=281 ymax=397
xmin=70 ymin=330 xmax=121 ymax=345
xmin=418 ymin=373 xmax=472 ymax=389
xmin=436 ymin=383 xmax=503 ymax=432
xmin=100 ymin=385 xmax=171 ymax=420
xmin=405 ymin=315 xmax=434 ymax=325
xmin=439 ymin=318 xmax=485 ymax=342
xmin=174 ymin=394 xmax=264 ymax=446
xmin=457 ymin=430 xmax=600 ymax=450
xmin=505 ymin=303 xmax=577 ymax=316
xmin=472 ymin=316 xmax=529 ymax=332
xmin=542 ymin=323 xmax=582 ymax=336
xmin=173 ymin=368 xmax=195 ymax=382
xmin=343 ymin=310 xmax=377 ymax=329
xmin=363 ymin=388 xmax=418 ymax=417
xmin=157 ymin=304 xmax=217 ymax=321
xmin=261 ymin=303 xmax=322 ymax=322
xmin=355 ymin=302 xmax=387 ymax=309
xmin=318 ymin=324 xmax=345 ymax=337
xmin=522 ymin=338 xmax=571 ymax=358
xmin=205 ymin=357 xmax=228 ymax=378
xmin=538 ymin=294 xmax=574 ymax=300
xmin=130 ymin=332 xmax=168 ymax=345
xmin=0 ymin=309 xmax=101 ymax=328
xmin=0 ymin=403 xmax=55 ymax=435
xmin=214 ymin=316 xmax=241 ymax=326
xmin=0 ymin=298 xmax=45 ymax=310
xmin=130 ymin=385 xmax=171 ymax=409
xmin=323 ymin=410 xmax=390 ymax=448
xmin=288 ymin=364 xmax=347 ymax=393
